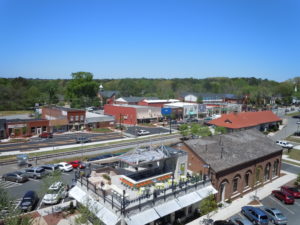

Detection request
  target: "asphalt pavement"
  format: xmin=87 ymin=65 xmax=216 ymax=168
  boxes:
xmin=0 ymin=132 xmax=124 ymax=152
xmin=124 ymin=125 xmax=171 ymax=137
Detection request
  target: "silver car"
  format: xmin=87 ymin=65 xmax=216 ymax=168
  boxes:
xmin=42 ymin=181 xmax=68 ymax=205
xmin=262 ymin=207 xmax=287 ymax=225
xmin=230 ymin=217 xmax=252 ymax=225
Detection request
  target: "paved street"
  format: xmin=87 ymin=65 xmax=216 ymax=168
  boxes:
xmin=0 ymin=132 xmax=123 ymax=152
xmin=124 ymin=125 xmax=171 ymax=137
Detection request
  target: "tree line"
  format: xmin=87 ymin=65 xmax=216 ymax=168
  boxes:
xmin=0 ymin=72 xmax=299 ymax=110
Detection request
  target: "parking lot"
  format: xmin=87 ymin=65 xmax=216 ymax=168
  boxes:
xmin=0 ymin=132 xmax=123 ymax=152
xmin=228 ymin=193 xmax=300 ymax=225
xmin=0 ymin=169 xmax=78 ymax=211
xmin=125 ymin=125 xmax=171 ymax=136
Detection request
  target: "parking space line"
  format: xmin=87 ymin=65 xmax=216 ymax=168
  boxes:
xmin=268 ymin=196 xmax=295 ymax=215
xmin=0 ymin=180 xmax=22 ymax=189
xmin=29 ymin=179 xmax=41 ymax=183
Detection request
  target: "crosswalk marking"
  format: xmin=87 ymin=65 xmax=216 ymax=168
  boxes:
xmin=0 ymin=180 xmax=22 ymax=189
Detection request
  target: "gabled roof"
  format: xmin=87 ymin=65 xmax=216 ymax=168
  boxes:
xmin=184 ymin=129 xmax=282 ymax=173
xmin=99 ymin=90 xmax=119 ymax=98
xmin=180 ymin=92 xmax=241 ymax=100
xmin=208 ymin=111 xmax=281 ymax=129
xmin=116 ymin=96 xmax=159 ymax=103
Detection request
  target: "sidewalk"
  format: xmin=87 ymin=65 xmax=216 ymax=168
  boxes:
xmin=187 ymin=170 xmax=297 ymax=225
xmin=282 ymin=154 xmax=300 ymax=166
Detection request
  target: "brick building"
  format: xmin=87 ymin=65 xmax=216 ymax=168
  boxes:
xmin=138 ymin=99 xmax=179 ymax=108
xmin=42 ymin=106 xmax=86 ymax=132
xmin=6 ymin=119 xmax=49 ymax=137
xmin=104 ymin=104 xmax=162 ymax=125
xmin=176 ymin=129 xmax=282 ymax=202
xmin=208 ymin=110 xmax=282 ymax=132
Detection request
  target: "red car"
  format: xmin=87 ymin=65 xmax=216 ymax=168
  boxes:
xmin=39 ymin=132 xmax=53 ymax=138
xmin=281 ymin=186 xmax=300 ymax=198
xmin=272 ymin=190 xmax=294 ymax=204
xmin=68 ymin=160 xmax=85 ymax=169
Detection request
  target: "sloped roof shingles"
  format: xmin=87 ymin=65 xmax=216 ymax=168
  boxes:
xmin=208 ymin=111 xmax=281 ymax=129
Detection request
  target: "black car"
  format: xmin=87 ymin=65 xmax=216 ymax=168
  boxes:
xmin=2 ymin=171 xmax=28 ymax=183
xmin=213 ymin=220 xmax=235 ymax=225
xmin=292 ymin=115 xmax=300 ymax=119
xmin=19 ymin=191 xmax=39 ymax=212
xmin=87 ymin=154 xmax=113 ymax=162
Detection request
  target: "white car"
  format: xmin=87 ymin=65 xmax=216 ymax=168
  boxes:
xmin=57 ymin=162 xmax=73 ymax=172
xmin=276 ymin=140 xmax=293 ymax=149
xmin=137 ymin=129 xmax=150 ymax=136
xmin=42 ymin=181 xmax=68 ymax=205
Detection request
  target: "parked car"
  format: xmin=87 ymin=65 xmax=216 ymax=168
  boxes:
xmin=272 ymin=190 xmax=294 ymax=204
xmin=229 ymin=217 xmax=252 ymax=225
xmin=42 ymin=181 xmax=68 ymax=205
xmin=281 ymin=186 xmax=300 ymax=198
xmin=22 ymin=167 xmax=48 ymax=179
xmin=241 ymin=206 xmax=269 ymax=225
xmin=2 ymin=171 xmax=29 ymax=183
xmin=19 ymin=191 xmax=39 ymax=212
xmin=87 ymin=154 xmax=113 ymax=162
xmin=39 ymin=132 xmax=53 ymax=138
xmin=68 ymin=160 xmax=86 ymax=169
xmin=297 ymin=121 xmax=300 ymax=125
xmin=57 ymin=162 xmax=73 ymax=172
xmin=213 ymin=220 xmax=235 ymax=225
xmin=261 ymin=207 xmax=287 ymax=225
xmin=275 ymin=140 xmax=293 ymax=149
xmin=40 ymin=164 xmax=60 ymax=174
xmin=292 ymin=115 xmax=300 ymax=119
xmin=137 ymin=129 xmax=150 ymax=136
xmin=76 ymin=136 xmax=91 ymax=144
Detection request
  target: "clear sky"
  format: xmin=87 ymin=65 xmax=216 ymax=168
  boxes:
xmin=0 ymin=0 xmax=299 ymax=81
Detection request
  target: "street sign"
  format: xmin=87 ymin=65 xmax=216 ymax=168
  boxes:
xmin=161 ymin=107 xmax=172 ymax=116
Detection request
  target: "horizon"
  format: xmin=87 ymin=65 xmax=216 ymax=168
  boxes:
xmin=1 ymin=0 xmax=300 ymax=82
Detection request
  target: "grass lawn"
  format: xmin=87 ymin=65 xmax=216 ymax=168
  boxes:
xmin=286 ymin=136 xmax=300 ymax=143
xmin=284 ymin=149 xmax=300 ymax=161
xmin=0 ymin=110 xmax=33 ymax=116
xmin=287 ymin=112 xmax=300 ymax=117
xmin=91 ymin=128 xmax=112 ymax=133
xmin=47 ymin=148 xmax=132 ymax=164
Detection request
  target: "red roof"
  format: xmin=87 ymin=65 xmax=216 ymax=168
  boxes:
xmin=208 ymin=111 xmax=282 ymax=129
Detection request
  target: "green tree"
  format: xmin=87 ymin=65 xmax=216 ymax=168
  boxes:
xmin=0 ymin=187 xmax=33 ymax=225
xmin=214 ymin=126 xmax=227 ymax=135
xmin=199 ymin=193 xmax=218 ymax=217
xmin=66 ymin=72 xmax=98 ymax=108
xmin=198 ymin=125 xmax=212 ymax=137
xmin=179 ymin=124 xmax=190 ymax=139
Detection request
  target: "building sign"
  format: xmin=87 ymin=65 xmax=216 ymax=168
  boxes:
xmin=161 ymin=107 xmax=172 ymax=116
xmin=198 ymin=104 xmax=206 ymax=113
xmin=8 ymin=124 xmax=26 ymax=129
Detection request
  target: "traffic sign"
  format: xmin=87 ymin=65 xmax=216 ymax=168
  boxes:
xmin=161 ymin=107 xmax=172 ymax=115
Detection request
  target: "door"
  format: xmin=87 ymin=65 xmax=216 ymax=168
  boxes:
xmin=220 ymin=182 xmax=227 ymax=202
xmin=36 ymin=127 xmax=42 ymax=135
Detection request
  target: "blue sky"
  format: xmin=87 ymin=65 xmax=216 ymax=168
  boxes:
xmin=0 ymin=0 xmax=299 ymax=81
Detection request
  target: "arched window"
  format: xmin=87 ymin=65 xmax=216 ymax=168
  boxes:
xmin=244 ymin=171 xmax=251 ymax=188
xmin=232 ymin=175 xmax=241 ymax=193
xmin=264 ymin=163 xmax=271 ymax=181
xmin=273 ymin=159 xmax=279 ymax=177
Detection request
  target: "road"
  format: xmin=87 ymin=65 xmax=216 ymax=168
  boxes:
xmin=0 ymin=132 xmax=123 ymax=152
xmin=124 ymin=125 xmax=171 ymax=137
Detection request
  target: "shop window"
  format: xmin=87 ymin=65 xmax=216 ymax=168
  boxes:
xmin=70 ymin=116 xmax=74 ymax=122
xmin=80 ymin=115 xmax=84 ymax=121
xmin=75 ymin=115 xmax=79 ymax=121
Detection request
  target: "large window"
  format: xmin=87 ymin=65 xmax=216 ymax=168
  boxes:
xmin=273 ymin=160 xmax=279 ymax=177
xmin=75 ymin=115 xmax=79 ymax=121
xmin=70 ymin=116 xmax=74 ymax=122
xmin=244 ymin=173 xmax=250 ymax=187
xmin=264 ymin=163 xmax=271 ymax=181
xmin=233 ymin=177 xmax=238 ymax=192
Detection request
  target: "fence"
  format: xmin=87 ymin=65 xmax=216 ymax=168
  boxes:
xmin=77 ymin=174 xmax=210 ymax=216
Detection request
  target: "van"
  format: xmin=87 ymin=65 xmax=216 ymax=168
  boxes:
xmin=276 ymin=140 xmax=293 ymax=149
xmin=241 ymin=206 xmax=269 ymax=225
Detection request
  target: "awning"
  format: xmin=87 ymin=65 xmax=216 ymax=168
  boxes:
xmin=69 ymin=186 xmax=88 ymax=202
xmin=154 ymin=199 xmax=181 ymax=217
xmin=125 ymin=208 xmax=160 ymax=225
xmin=176 ymin=191 xmax=203 ymax=208
xmin=97 ymin=206 xmax=120 ymax=225
xmin=196 ymin=185 xmax=218 ymax=198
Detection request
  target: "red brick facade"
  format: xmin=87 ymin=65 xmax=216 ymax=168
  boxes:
xmin=177 ymin=143 xmax=282 ymax=202
xmin=104 ymin=105 xmax=137 ymax=125
xmin=6 ymin=119 xmax=49 ymax=137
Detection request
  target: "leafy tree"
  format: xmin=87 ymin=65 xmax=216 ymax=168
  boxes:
xmin=199 ymin=193 xmax=218 ymax=217
xmin=198 ymin=125 xmax=212 ymax=137
xmin=214 ymin=126 xmax=227 ymax=135
xmin=66 ymin=72 xmax=98 ymax=108
xmin=0 ymin=187 xmax=33 ymax=225
xmin=179 ymin=124 xmax=190 ymax=139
